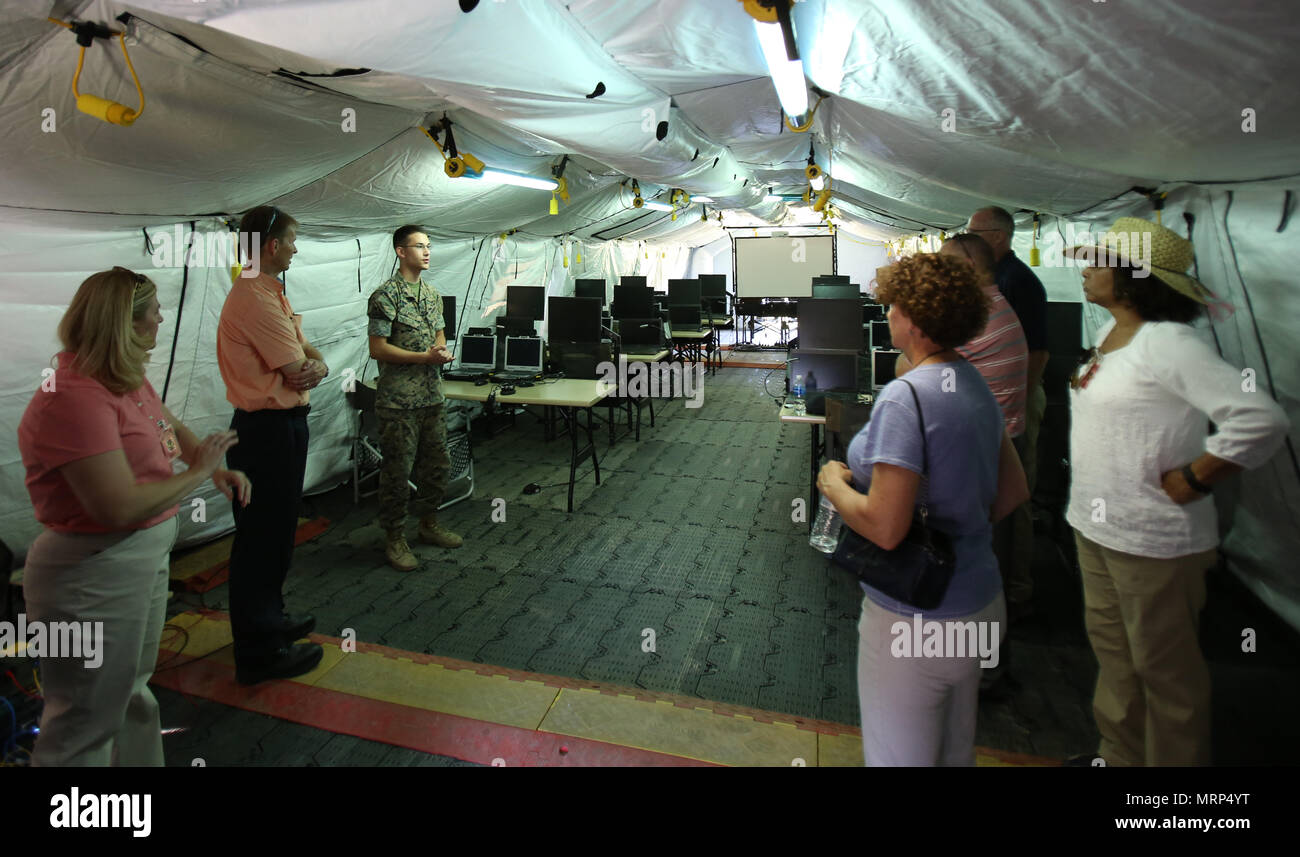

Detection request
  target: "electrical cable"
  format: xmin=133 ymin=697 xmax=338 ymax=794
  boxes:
xmin=161 ymin=220 xmax=194 ymax=402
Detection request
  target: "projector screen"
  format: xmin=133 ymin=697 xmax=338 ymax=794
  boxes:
xmin=734 ymin=235 xmax=835 ymax=298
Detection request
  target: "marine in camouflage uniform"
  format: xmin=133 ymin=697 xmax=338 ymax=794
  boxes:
xmin=367 ymin=267 xmax=462 ymax=565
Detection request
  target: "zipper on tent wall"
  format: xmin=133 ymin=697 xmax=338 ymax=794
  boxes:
xmin=160 ymin=220 xmax=195 ymax=403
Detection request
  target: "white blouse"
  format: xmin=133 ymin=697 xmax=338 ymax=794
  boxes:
xmin=1067 ymin=319 xmax=1290 ymax=558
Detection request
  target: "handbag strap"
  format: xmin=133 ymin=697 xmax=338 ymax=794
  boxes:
xmin=897 ymin=378 xmax=933 ymax=519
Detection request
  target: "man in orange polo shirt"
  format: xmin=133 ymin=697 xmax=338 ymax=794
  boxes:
xmin=217 ymin=205 xmax=326 ymax=685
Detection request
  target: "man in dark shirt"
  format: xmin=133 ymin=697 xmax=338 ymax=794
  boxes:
xmin=968 ymin=206 xmax=1048 ymax=623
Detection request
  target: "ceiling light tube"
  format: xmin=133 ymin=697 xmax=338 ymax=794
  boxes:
xmin=642 ymin=200 xmax=674 ymax=212
xmin=474 ymin=168 xmax=559 ymax=191
xmin=692 ymin=196 xmax=714 ymax=203
xmin=754 ymin=20 xmax=808 ymax=121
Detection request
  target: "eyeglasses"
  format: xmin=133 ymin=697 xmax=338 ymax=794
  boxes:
xmin=401 ymin=244 xmax=432 ymax=251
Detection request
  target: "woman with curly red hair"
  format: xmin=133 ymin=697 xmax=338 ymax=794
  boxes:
xmin=818 ymin=252 xmax=1029 ymax=765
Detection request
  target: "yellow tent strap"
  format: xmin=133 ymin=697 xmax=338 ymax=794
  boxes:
xmin=784 ymin=94 xmax=826 ymax=133
xmin=50 ymin=18 xmax=145 ymax=125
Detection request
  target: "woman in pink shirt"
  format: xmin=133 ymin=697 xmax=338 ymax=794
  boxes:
xmin=18 ymin=267 xmax=250 ymax=766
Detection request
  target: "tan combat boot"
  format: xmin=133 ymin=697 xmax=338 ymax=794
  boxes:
xmin=385 ymin=536 xmax=419 ymax=571
xmin=418 ymin=514 xmax=463 ymax=548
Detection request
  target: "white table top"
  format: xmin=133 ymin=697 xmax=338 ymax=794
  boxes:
xmin=778 ymin=403 xmax=827 ymax=425
xmin=443 ymin=378 xmax=615 ymax=408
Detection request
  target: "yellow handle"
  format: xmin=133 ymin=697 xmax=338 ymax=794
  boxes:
xmin=76 ymin=93 xmax=138 ymax=126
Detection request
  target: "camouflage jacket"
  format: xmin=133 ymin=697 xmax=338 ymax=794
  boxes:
xmin=367 ymin=273 xmax=445 ymax=409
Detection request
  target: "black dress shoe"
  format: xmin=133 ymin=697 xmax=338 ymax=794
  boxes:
xmin=236 ymin=643 xmax=324 ymax=686
xmin=280 ymin=613 xmax=316 ymax=643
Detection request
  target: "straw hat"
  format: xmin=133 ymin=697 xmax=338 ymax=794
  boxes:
xmin=1063 ymin=217 xmax=1217 ymax=305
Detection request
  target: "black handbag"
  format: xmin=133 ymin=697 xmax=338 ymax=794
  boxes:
xmin=830 ymin=378 xmax=956 ymax=609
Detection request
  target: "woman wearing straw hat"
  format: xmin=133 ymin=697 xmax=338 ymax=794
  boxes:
xmin=17 ymin=267 xmax=250 ymax=765
xmin=1063 ymin=218 xmax=1289 ymax=766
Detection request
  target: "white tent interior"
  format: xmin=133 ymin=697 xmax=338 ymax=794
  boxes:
xmin=2 ymin=1 xmax=1297 ymax=629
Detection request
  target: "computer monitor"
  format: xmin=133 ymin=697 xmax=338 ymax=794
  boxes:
xmin=872 ymin=349 xmax=901 ymax=390
xmin=870 ymin=319 xmax=892 ymax=351
xmin=788 ymin=351 xmax=858 ymax=393
xmin=458 ymin=334 xmax=497 ymax=372
xmin=574 ymin=278 xmax=606 ymax=306
xmin=504 ymin=336 xmax=544 ymax=375
xmin=698 ymin=274 xmax=727 ymax=297
xmin=620 ymin=275 xmax=647 ymax=289
xmin=441 ymin=295 xmax=457 ymax=341
xmin=548 ymin=296 xmax=602 ymax=343
xmin=669 ymin=305 xmax=701 ymax=329
xmin=613 ymin=285 xmax=654 ymax=319
xmin=506 ymin=286 xmax=546 ymax=321
xmin=812 ymin=283 xmax=861 ymax=300
xmin=619 ymin=318 xmax=663 ymax=349
xmin=668 ymin=278 xmax=701 ymax=307
xmin=500 ymin=316 xmax=537 ymax=337
xmin=797 ymin=298 xmax=863 ymax=352
xmin=862 ymin=302 xmax=886 ymax=322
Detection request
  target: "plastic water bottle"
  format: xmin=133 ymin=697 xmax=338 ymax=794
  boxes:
xmin=790 ymin=373 xmax=806 ymax=415
xmin=809 ymin=495 xmax=842 ymax=553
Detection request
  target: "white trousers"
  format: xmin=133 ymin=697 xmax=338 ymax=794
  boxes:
xmin=22 ymin=516 xmax=177 ymax=766
xmin=857 ymin=591 xmax=1006 ymax=766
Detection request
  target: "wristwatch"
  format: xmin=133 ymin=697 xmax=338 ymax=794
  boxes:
xmin=1181 ymin=464 xmax=1212 ymax=494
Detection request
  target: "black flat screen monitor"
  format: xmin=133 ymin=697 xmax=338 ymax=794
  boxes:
xmin=619 ymin=318 xmax=662 ymax=348
xmin=620 ymin=275 xmax=647 ymax=289
xmin=668 ymin=279 xmax=701 ymax=307
xmin=613 ymin=285 xmax=653 ymax=319
xmin=458 ymin=334 xmax=497 ymax=372
xmin=441 ymin=295 xmax=457 ymax=341
xmin=669 ymin=305 xmax=701 ymax=329
xmin=574 ymin=278 xmax=606 ymax=305
xmin=504 ymin=336 xmax=544 ymax=374
xmin=872 ymin=349 xmax=901 ymax=389
xmin=506 ymin=286 xmax=545 ymax=321
xmin=870 ymin=319 xmax=892 ymax=351
xmin=698 ymin=274 xmax=727 ymax=297
xmin=548 ymin=296 xmax=602 ymax=343
xmin=789 ymin=351 xmax=857 ymax=392
xmin=812 ymin=283 xmax=861 ymax=300
xmin=797 ymin=298 xmax=863 ymax=351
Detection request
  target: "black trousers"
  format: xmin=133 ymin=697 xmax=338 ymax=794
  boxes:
xmin=226 ymin=406 xmax=309 ymax=663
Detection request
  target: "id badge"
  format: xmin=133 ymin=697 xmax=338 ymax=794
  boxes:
xmin=160 ymin=424 xmax=181 ymax=460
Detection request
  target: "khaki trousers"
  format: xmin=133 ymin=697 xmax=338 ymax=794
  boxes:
xmin=22 ymin=516 xmax=178 ymax=766
xmin=1075 ymin=530 xmax=1216 ymax=766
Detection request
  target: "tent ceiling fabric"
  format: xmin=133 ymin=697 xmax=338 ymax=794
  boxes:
xmin=3 ymin=0 xmax=1294 ymax=238
xmin=2 ymin=2 xmax=1298 ymax=626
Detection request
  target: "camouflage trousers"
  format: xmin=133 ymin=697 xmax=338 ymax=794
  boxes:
xmin=376 ymin=403 xmax=450 ymax=537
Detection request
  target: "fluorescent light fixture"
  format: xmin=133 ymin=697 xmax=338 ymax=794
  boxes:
xmin=642 ymin=200 xmax=674 ymax=211
xmin=474 ymin=168 xmax=558 ymax=191
xmin=763 ymin=194 xmax=784 ymax=203
xmin=692 ymin=196 xmax=714 ymax=203
xmin=809 ymin=174 xmax=825 ymax=191
xmin=754 ymin=20 xmax=808 ymax=120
